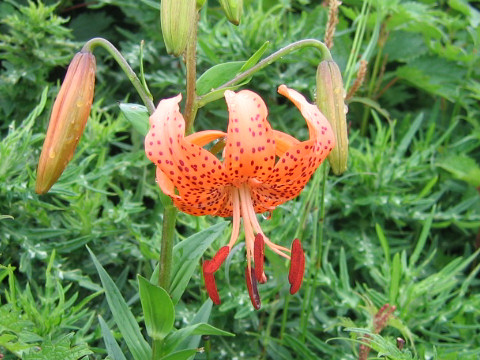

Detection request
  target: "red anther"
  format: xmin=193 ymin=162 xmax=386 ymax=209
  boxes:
xmin=254 ymin=233 xmax=265 ymax=282
xmin=204 ymin=246 xmax=230 ymax=273
xmin=288 ymin=238 xmax=305 ymax=295
xmin=245 ymin=267 xmax=261 ymax=310
xmin=202 ymin=261 xmax=221 ymax=305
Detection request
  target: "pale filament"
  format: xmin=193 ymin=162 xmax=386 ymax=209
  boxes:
xmin=238 ymin=185 xmax=255 ymax=273
xmin=242 ymin=184 xmax=291 ymax=260
xmin=228 ymin=189 xmax=241 ymax=249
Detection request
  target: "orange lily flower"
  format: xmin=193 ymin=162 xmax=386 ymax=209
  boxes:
xmin=145 ymin=85 xmax=335 ymax=309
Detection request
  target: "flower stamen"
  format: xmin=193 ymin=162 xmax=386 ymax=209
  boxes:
xmin=288 ymin=238 xmax=305 ymax=295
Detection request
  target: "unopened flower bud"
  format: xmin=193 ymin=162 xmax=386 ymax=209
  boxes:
xmin=219 ymin=0 xmax=243 ymax=26
xmin=196 ymin=0 xmax=206 ymax=10
xmin=161 ymin=0 xmax=196 ymax=56
xmin=36 ymin=51 xmax=96 ymax=194
xmin=316 ymin=60 xmax=348 ymax=175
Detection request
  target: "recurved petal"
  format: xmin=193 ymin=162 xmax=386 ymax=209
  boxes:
xmin=145 ymin=95 xmax=230 ymax=214
xmin=223 ymin=90 xmax=276 ymax=184
xmin=252 ymin=86 xmax=334 ymax=208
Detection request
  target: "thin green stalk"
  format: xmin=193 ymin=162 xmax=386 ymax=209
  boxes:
xmin=184 ymin=13 xmax=199 ymax=134
xmin=279 ymin=293 xmax=290 ymax=340
xmin=82 ymin=37 xmax=155 ymax=114
xmin=158 ymin=204 xmax=178 ymax=290
xmin=344 ymin=0 xmax=371 ymax=90
xmin=360 ymin=25 xmax=387 ymax=136
xmin=300 ymin=163 xmax=328 ymax=341
xmin=152 ymin=339 xmax=164 ymax=360
xmin=197 ymin=39 xmax=333 ymax=106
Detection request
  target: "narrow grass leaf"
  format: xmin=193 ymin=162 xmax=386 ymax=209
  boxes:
xmin=410 ymin=206 xmax=435 ymax=267
xmin=169 ymin=222 xmax=228 ymax=304
xmin=396 ymin=113 xmax=424 ymax=160
xmin=87 ymin=247 xmax=151 ymax=360
xmin=160 ymin=349 xmax=198 ymax=360
xmin=98 ymin=315 xmax=127 ymax=360
xmin=163 ymin=323 xmax=234 ymax=354
xmin=390 ymin=252 xmax=401 ymax=304
xmin=138 ymin=275 xmax=174 ymax=341
xmin=283 ymin=334 xmax=317 ymax=360
xmin=375 ymin=223 xmax=390 ymax=268
xmin=177 ymin=299 xmax=213 ymax=352
xmin=339 ymin=247 xmax=351 ymax=292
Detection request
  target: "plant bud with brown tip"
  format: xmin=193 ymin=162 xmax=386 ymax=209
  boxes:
xmin=161 ymin=0 xmax=196 ymax=56
xmin=36 ymin=51 xmax=96 ymax=194
xmin=316 ymin=60 xmax=348 ymax=175
xmin=219 ymin=0 xmax=243 ymax=25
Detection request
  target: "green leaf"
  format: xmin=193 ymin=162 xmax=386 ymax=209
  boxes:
xmin=390 ymin=252 xmax=401 ymax=304
xmin=23 ymin=334 xmax=92 ymax=360
xmin=239 ymin=41 xmax=270 ymax=72
xmin=409 ymin=206 xmax=435 ymax=267
xmin=168 ymin=222 xmax=228 ymax=304
xmin=375 ymin=223 xmax=390 ymax=268
xmin=98 ymin=315 xmax=128 ymax=360
xmin=437 ymin=154 xmax=480 ymax=187
xmin=177 ymin=300 xmax=213 ymax=353
xmin=87 ymin=247 xmax=152 ymax=360
xmin=283 ymin=334 xmax=318 ymax=360
xmin=160 ymin=349 xmax=198 ymax=360
xmin=138 ymin=275 xmax=174 ymax=341
xmin=196 ymin=61 xmax=245 ymax=96
xmin=163 ymin=323 xmax=234 ymax=354
xmin=119 ymin=103 xmax=150 ymax=136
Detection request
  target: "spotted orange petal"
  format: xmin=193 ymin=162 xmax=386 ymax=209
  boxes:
xmin=145 ymin=95 xmax=230 ymax=215
xmin=252 ymin=85 xmax=335 ymax=208
xmin=223 ymin=90 xmax=276 ymax=184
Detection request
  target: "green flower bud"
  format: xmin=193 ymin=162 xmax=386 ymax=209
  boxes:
xmin=36 ymin=52 xmax=96 ymax=194
xmin=196 ymin=0 xmax=206 ymax=10
xmin=316 ymin=60 xmax=348 ymax=175
xmin=219 ymin=0 xmax=243 ymax=26
xmin=161 ymin=0 xmax=196 ymax=56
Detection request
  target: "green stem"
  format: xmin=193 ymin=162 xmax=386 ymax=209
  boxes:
xmin=152 ymin=339 xmax=164 ymax=360
xmin=82 ymin=37 xmax=155 ymax=114
xmin=158 ymin=204 xmax=178 ymax=290
xmin=184 ymin=13 xmax=199 ymax=134
xmin=279 ymin=293 xmax=290 ymax=340
xmin=197 ymin=39 xmax=332 ymax=106
xmin=300 ymin=163 xmax=328 ymax=341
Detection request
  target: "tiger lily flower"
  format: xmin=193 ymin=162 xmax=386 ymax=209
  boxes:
xmin=145 ymin=85 xmax=335 ymax=309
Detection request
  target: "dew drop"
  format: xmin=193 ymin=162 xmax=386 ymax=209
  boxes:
xmin=262 ymin=210 xmax=272 ymax=220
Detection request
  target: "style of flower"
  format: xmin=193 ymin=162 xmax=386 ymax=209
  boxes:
xmin=145 ymin=85 xmax=335 ymax=309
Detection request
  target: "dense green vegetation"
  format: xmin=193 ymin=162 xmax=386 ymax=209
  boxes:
xmin=1 ymin=0 xmax=479 ymax=359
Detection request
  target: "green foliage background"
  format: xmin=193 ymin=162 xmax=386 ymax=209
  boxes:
xmin=1 ymin=0 xmax=479 ymax=359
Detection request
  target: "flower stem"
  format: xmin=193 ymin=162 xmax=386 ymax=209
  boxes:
xmin=82 ymin=37 xmax=155 ymax=114
xmin=158 ymin=204 xmax=178 ymax=290
xmin=184 ymin=13 xmax=199 ymax=134
xmin=197 ymin=39 xmax=333 ymax=106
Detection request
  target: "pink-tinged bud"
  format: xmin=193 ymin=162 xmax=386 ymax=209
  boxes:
xmin=219 ymin=0 xmax=243 ymax=26
xmin=36 ymin=51 xmax=96 ymax=194
xmin=316 ymin=60 xmax=348 ymax=175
